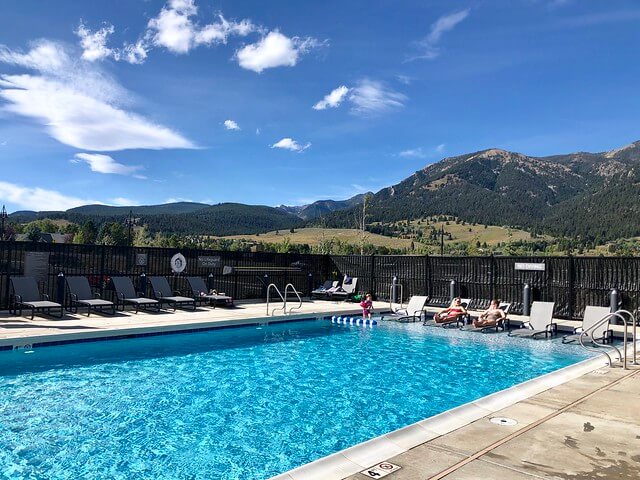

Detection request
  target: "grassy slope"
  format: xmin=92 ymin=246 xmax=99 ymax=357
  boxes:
xmin=407 ymin=219 xmax=538 ymax=245
xmin=217 ymin=228 xmax=415 ymax=249
xmin=216 ymin=221 xmax=539 ymax=248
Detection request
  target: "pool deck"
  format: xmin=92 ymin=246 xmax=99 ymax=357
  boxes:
xmin=0 ymin=299 xmax=389 ymax=349
xmin=340 ymin=361 xmax=640 ymax=480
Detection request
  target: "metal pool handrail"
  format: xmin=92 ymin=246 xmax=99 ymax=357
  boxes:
xmin=579 ymin=309 xmax=637 ymax=369
xmin=266 ymin=284 xmax=286 ymax=316
xmin=284 ymin=283 xmax=302 ymax=314
xmin=579 ymin=312 xmax=623 ymax=367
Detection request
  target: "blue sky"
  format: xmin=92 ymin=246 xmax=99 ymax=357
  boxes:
xmin=1 ymin=0 xmax=639 ymax=212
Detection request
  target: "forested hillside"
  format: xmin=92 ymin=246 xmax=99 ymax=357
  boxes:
xmin=320 ymin=141 xmax=640 ymax=243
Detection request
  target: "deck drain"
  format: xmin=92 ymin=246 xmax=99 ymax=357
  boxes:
xmin=490 ymin=417 xmax=518 ymax=426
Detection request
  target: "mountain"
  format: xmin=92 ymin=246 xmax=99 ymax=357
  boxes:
xmin=67 ymin=202 xmax=210 ymax=216
xmin=320 ymin=141 xmax=640 ymax=243
xmin=139 ymin=203 xmax=303 ymax=236
xmin=278 ymin=193 xmax=369 ymax=220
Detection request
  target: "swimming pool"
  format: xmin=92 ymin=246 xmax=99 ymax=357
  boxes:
xmin=0 ymin=318 xmax=592 ymax=479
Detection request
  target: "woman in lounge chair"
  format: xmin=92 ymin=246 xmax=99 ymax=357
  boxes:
xmin=473 ymin=299 xmax=506 ymax=328
xmin=434 ymin=297 xmax=467 ymax=324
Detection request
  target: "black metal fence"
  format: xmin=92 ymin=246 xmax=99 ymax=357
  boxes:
xmin=1 ymin=241 xmax=639 ymax=319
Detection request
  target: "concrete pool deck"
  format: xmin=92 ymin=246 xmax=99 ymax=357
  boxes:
xmin=0 ymin=299 xmax=389 ymax=349
xmin=341 ymin=361 xmax=640 ymax=480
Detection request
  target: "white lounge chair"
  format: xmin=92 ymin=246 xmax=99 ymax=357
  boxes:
xmin=508 ymin=301 xmax=556 ymax=339
xmin=562 ymin=306 xmax=612 ymax=344
xmin=382 ymin=295 xmax=429 ymax=322
xmin=461 ymin=302 xmax=512 ymax=333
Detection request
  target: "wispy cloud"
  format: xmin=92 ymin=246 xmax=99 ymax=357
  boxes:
xmin=224 ymin=119 xmax=240 ymax=130
xmin=0 ymin=40 xmax=194 ymax=151
xmin=313 ymin=85 xmax=349 ymax=110
xmin=271 ymin=137 xmax=311 ymax=153
xmin=72 ymin=153 xmax=146 ymax=178
xmin=407 ymin=9 xmax=470 ymax=61
xmin=554 ymin=9 xmax=640 ymax=28
xmin=235 ymin=31 xmax=324 ymax=73
xmin=395 ymin=74 xmax=413 ymax=85
xmin=548 ymin=0 xmax=572 ymax=8
xmin=348 ymin=79 xmax=406 ymax=116
xmin=0 ymin=180 xmax=101 ymax=211
xmin=398 ymin=144 xmax=445 ymax=159
xmin=111 ymin=197 xmax=140 ymax=206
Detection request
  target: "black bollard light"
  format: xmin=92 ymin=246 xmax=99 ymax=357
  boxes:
xmin=56 ymin=271 xmax=65 ymax=306
xmin=523 ymin=283 xmax=531 ymax=316
xmin=139 ymin=273 xmax=147 ymax=297
xmin=449 ymin=280 xmax=457 ymax=302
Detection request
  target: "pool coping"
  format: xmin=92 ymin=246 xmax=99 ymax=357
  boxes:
xmin=0 ymin=307 xmax=367 ymax=351
xmin=269 ymin=351 xmax=612 ymax=480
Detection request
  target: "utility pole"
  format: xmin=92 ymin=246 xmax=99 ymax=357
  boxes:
xmin=440 ymin=224 xmax=445 ymax=256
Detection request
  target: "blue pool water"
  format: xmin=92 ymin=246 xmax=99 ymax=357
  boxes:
xmin=0 ymin=319 xmax=591 ymax=479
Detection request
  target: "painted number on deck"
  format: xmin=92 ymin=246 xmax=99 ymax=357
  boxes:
xmin=361 ymin=462 xmax=401 ymax=478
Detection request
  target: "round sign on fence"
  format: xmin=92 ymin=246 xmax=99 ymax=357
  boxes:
xmin=171 ymin=253 xmax=187 ymax=273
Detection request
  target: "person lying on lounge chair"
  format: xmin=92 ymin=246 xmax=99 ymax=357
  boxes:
xmin=434 ymin=297 xmax=467 ymax=324
xmin=472 ymin=299 xmax=506 ymax=328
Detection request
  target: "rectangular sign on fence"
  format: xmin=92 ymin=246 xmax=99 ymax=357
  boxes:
xmin=514 ymin=262 xmax=546 ymax=271
xmin=24 ymin=251 xmax=50 ymax=283
xmin=135 ymin=253 xmax=148 ymax=266
xmin=198 ymin=256 xmax=222 ymax=268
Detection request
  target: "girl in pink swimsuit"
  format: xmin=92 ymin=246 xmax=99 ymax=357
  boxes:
xmin=360 ymin=294 xmax=374 ymax=319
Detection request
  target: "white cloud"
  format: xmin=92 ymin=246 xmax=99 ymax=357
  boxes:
xmin=76 ymin=21 xmax=115 ymax=62
xmin=408 ymin=9 xmax=470 ymax=61
xmin=313 ymin=85 xmax=349 ymax=110
xmin=224 ymin=119 xmax=240 ymax=130
xmin=120 ymin=40 xmax=149 ymax=65
xmin=398 ymin=144 xmax=446 ymax=159
xmin=72 ymin=153 xmax=146 ymax=178
xmin=271 ymin=137 xmax=311 ymax=153
xmin=399 ymin=148 xmax=427 ymax=158
xmin=236 ymin=31 xmax=322 ymax=73
xmin=0 ymin=40 xmax=70 ymax=73
xmin=111 ymin=197 xmax=140 ymax=206
xmin=396 ymin=74 xmax=413 ymax=85
xmin=148 ymin=0 xmax=255 ymax=54
xmin=0 ymin=40 xmax=194 ymax=151
xmin=256 ymin=128 xmax=261 ymax=135
xmin=0 ymin=181 xmax=101 ymax=211
xmin=348 ymin=79 xmax=406 ymax=116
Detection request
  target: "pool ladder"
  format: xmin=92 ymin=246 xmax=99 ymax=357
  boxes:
xmin=579 ymin=309 xmax=638 ymax=369
xmin=266 ymin=283 xmax=303 ymax=316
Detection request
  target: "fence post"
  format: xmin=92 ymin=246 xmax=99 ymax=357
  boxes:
xmin=568 ymin=254 xmax=575 ymax=319
xmin=99 ymin=244 xmax=106 ymax=298
xmin=369 ymin=254 xmax=375 ymax=298
xmin=426 ymin=255 xmax=432 ymax=298
xmin=490 ymin=254 xmax=496 ymax=301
